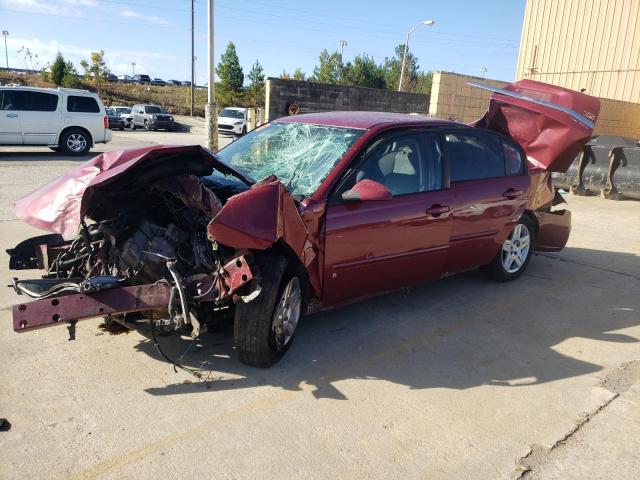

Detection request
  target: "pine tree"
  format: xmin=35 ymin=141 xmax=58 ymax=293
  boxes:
xmin=50 ymin=52 xmax=66 ymax=86
xmin=217 ymin=42 xmax=244 ymax=103
xmin=248 ymin=59 xmax=265 ymax=105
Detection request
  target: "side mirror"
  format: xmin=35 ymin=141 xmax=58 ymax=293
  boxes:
xmin=342 ymin=179 xmax=392 ymax=202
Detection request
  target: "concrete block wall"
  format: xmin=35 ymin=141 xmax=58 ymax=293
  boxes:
xmin=428 ymin=71 xmax=508 ymax=123
xmin=428 ymin=71 xmax=640 ymax=139
xmin=265 ymin=78 xmax=430 ymax=122
xmin=594 ymin=98 xmax=640 ymax=138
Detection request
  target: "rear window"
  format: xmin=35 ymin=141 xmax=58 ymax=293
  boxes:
xmin=445 ymin=132 xmax=505 ymax=182
xmin=67 ymin=95 xmax=100 ymax=113
xmin=145 ymin=106 xmax=163 ymax=114
xmin=0 ymin=90 xmax=58 ymax=111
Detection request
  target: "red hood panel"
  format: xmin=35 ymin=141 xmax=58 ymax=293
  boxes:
xmin=13 ymin=145 xmax=247 ymax=237
xmin=471 ymin=80 xmax=600 ymax=172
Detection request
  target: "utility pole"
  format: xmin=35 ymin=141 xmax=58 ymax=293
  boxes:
xmin=337 ymin=40 xmax=347 ymax=57
xmin=190 ymin=0 xmax=195 ymax=116
xmin=131 ymin=62 xmax=136 ymax=75
xmin=480 ymin=66 xmax=488 ymax=78
xmin=2 ymin=31 xmax=9 ymax=69
xmin=205 ymin=0 xmax=218 ymax=151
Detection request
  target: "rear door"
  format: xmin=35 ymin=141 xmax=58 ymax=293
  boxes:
xmin=323 ymin=130 xmax=452 ymax=306
xmin=444 ymin=130 xmax=530 ymax=274
xmin=15 ymin=90 xmax=60 ymax=145
xmin=0 ymin=90 xmax=22 ymax=144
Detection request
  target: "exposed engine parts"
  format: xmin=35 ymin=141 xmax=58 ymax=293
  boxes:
xmin=10 ymin=173 xmax=258 ymax=350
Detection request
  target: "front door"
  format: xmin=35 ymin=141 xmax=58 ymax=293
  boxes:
xmin=323 ymin=131 xmax=452 ymax=306
xmin=0 ymin=90 xmax=23 ymax=144
xmin=443 ymin=130 xmax=530 ymax=273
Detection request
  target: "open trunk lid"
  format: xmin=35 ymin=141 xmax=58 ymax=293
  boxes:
xmin=470 ymin=79 xmax=600 ymax=172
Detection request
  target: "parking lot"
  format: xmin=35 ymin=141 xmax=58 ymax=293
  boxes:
xmin=0 ymin=131 xmax=639 ymax=479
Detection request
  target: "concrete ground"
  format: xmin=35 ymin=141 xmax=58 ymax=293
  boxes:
xmin=0 ymin=131 xmax=639 ymax=479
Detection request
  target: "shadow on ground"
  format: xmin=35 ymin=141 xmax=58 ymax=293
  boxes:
xmin=130 ymin=247 xmax=639 ymax=400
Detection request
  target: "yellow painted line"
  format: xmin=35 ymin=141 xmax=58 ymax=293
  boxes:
xmin=69 ymin=295 xmax=531 ymax=480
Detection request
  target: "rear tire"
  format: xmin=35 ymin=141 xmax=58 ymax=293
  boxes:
xmin=234 ymin=253 xmax=305 ymax=367
xmin=60 ymin=128 xmax=91 ymax=156
xmin=484 ymin=217 xmax=535 ymax=281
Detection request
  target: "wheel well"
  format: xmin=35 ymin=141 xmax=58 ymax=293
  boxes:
xmin=58 ymin=126 xmax=94 ymax=147
xmin=522 ymin=210 xmax=539 ymax=234
xmin=256 ymin=241 xmax=314 ymax=299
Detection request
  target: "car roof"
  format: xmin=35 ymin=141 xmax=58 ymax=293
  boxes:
xmin=0 ymin=85 xmax=95 ymax=96
xmin=273 ymin=111 xmax=460 ymax=130
xmin=222 ymin=107 xmax=247 ymax=111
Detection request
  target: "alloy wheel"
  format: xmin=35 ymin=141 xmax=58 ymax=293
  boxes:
xmin=501 ymin=223 xmax=531 ymax=273
xmin=66 ymin=133 xmax=87 ymax=153
xmin=271 ymin=277 xmax=302 ymax=350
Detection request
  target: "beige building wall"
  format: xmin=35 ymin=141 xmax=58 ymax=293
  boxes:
xmin=428 ymin=71 xmax=640 ymax=139
xmin=516 ymin=0 xmax=640 ymax=103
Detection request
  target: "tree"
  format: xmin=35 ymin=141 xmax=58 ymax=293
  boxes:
xmin=342 ymin=54 xmax=385 ymax=88
xmin=247 ymin=59 xmax=265 ymax=105
xmin=382 ymin=44 xmax=418 ymax=91
xmin=62 ymin=61 xmax=81 ymax=88
xmin=293 ymin=67 xmax=305 ymax=81
xmin=414 ymin=71 xmax=433 ymax=95
xmin=310 ymin=49 xmax=343 ymax=84
xmin=50 ymin=52 xmax=66 ymax=86
xmin=217 ymin=42 xmax=244 ymax=103
xmin=280 ymin=70 xmax=291 ymax=80
xmin=80 ymin=50 xmax=109 ymax=84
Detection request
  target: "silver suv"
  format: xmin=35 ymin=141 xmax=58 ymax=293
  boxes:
xmin=130 ymin=104 xmax=175 ymax=131
xmin=0 ymin=86 xmax=112 ymax=155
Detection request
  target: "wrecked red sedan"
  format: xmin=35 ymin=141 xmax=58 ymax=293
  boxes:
xmin=8 ymin=80 xmax=599 ymax=367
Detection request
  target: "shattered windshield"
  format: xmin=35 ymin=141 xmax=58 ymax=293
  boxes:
xmin=215 ymin=122 xmax=363 ymax=197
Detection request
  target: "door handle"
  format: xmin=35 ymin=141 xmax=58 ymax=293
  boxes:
xmin=426 ymin=204 xmax=450 ymax=217
xmin=6 ymin=113 xmax=18 ymax=118
xmin=502 ymin=189 xmax=523 ymax=199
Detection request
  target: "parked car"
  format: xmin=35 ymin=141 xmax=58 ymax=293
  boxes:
xmin=167 ymin=79 xmax=181 ymax=86
xmin=6 ymin=80 xmax=599 ymax=368
xmin=0 ymin=85 xmax=112 ymax=155
xmin=117 ymin=75 xmax=133 ymax=83
xmin=105 ymin=107 xmax=125 ymax=130
xmin=180 ymin=80 xmax=191 ymax=86
xmin=150 ymin=78 xmax=167 ymax=86
xmin=111 ymin=105 xmax=133 ymax=127
xmin=130 ymin=103 xmax=174 ymax=131
xmin=217 ymin=107 xmax=247 ymax=136
xmin=107 ymin=74 xmax=118 ymax=83
xmin=132 ymin=74 xmax=151 ymax=84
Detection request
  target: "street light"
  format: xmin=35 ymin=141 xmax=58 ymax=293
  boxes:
xmin=337 ymin=40 xmax=347 ymax=57
xmin=2 ymin=30 xmax=9 ymax=69
xmin=398 ymin=19 xmax=434 ymax=92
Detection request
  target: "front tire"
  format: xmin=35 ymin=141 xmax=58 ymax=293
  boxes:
xmin=484 ymin=217 xmax=535 ymax=281
xmin=144 ymin=120 xmax=151 ymax=131
xmin=60 ymin=128 xmax=91 ymax=156
xmin=234 ymin=254 xmax=304 ymax=367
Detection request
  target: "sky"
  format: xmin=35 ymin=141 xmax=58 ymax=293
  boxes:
xmin=1 ymin=0 xmax=526 ymax=84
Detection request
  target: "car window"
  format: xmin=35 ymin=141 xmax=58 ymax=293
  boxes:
xmin=333 ymin=131 xmax=443 ymax=200
xmin=67 ymin=95 xmax=100 ymax=113
xmin=503 ymin=140 xmax=525 ymax=176
xmin=445 ymin=132 xmax=504 ymax=182
xmin=1 ymin=91 xmax=58 ymax=111
xmin=145 ymin=106 xmax=162 ymax=114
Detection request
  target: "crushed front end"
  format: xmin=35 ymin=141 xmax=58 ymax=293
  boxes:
xmin=8 ymin=145 xmax=258 ymax=341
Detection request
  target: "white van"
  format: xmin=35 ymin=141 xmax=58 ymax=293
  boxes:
xmin=0 ymin=86 xmax=112 ymax=155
